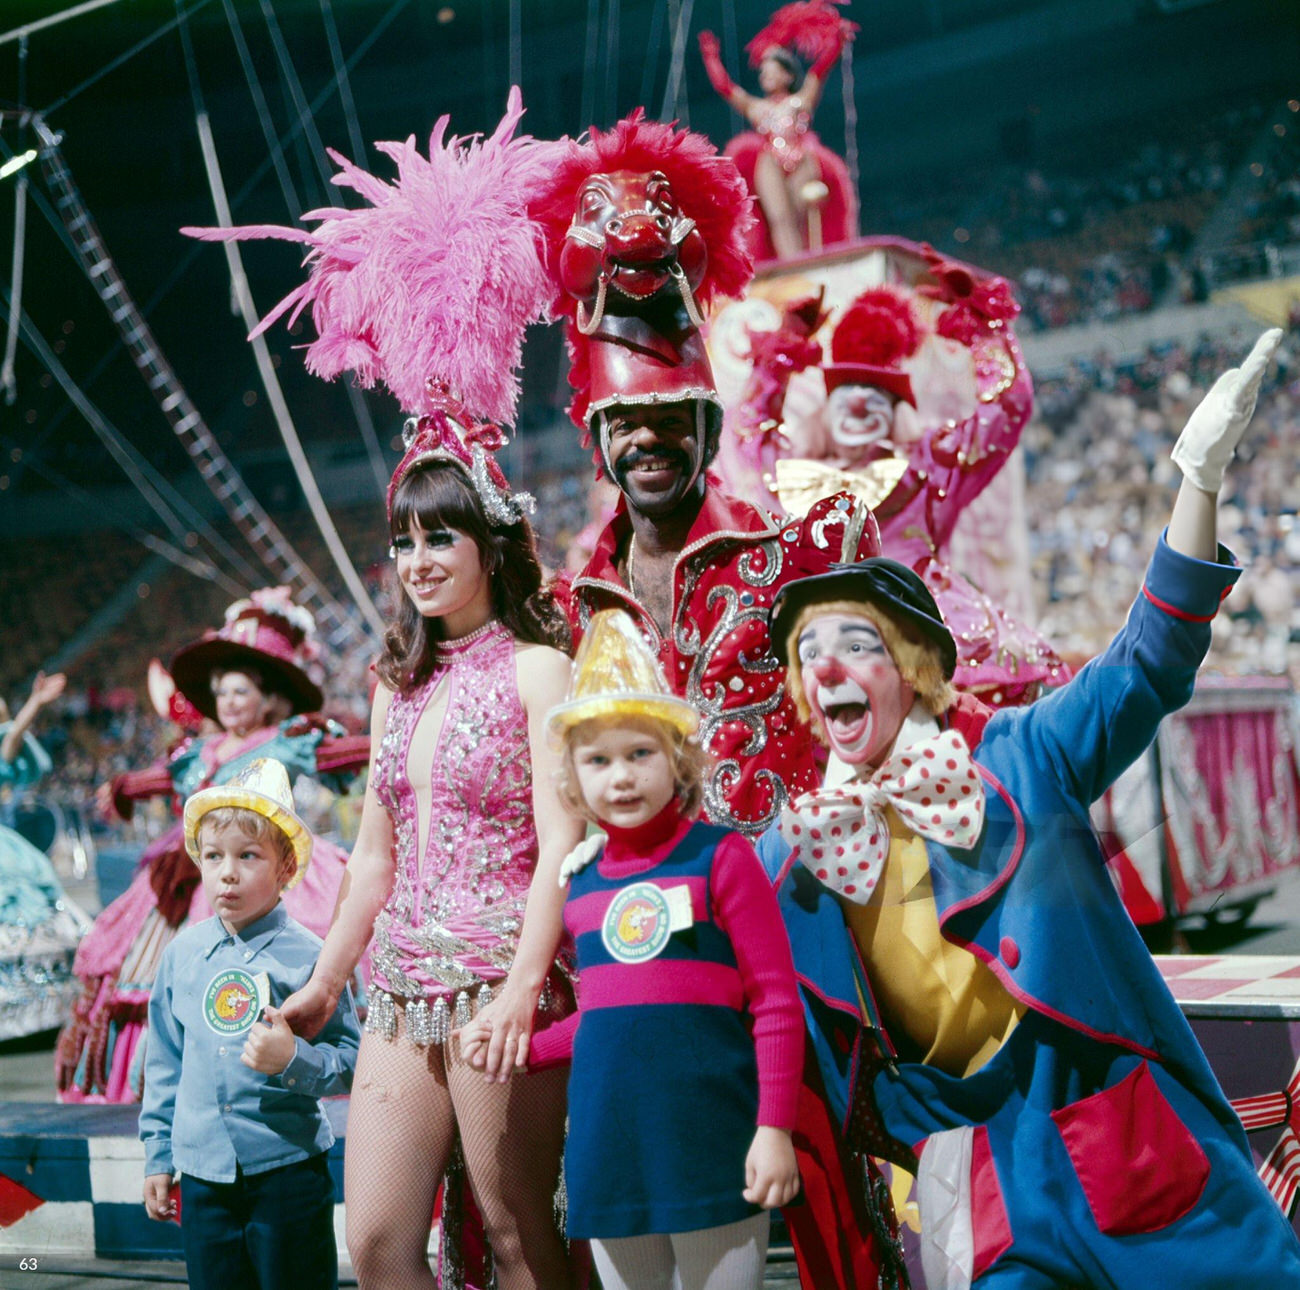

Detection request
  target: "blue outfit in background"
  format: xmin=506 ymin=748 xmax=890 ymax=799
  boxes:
xmin=0 ymin=725 xmax=88 ymax=1040
xmin=759 ymin=535 xmax=1300 ymax=1288
xmin=140 ymin=901 xmax=359 ymax=1290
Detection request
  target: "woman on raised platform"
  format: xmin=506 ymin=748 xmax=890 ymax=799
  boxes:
xmin=699 ymin=1 xmax=858 ymax=261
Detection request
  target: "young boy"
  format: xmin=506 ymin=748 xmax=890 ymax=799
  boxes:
xmin=139 ymin=757 xmax=359 ymax=1290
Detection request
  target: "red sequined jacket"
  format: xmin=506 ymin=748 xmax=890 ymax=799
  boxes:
xmin=568 ymin=485 xmax=876 ymax=836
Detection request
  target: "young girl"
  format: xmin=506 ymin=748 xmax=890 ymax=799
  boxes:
xmin=463 ymin=608 xmax=805 ymax=1290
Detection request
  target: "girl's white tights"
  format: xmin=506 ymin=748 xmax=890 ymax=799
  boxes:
xmin=590 ymin=1212 xmax=770 ymax=1290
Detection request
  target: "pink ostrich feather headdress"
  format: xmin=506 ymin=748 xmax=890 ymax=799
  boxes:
xmin=182 ymin=87 xmax=556 ymax=430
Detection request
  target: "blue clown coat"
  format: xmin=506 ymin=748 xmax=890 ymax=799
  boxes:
xmin=758 ymin=535 xmax=1300 ymax=1287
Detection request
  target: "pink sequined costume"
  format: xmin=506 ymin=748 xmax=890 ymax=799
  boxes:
xmin=724 ymin=119 xmax=856 ymax=262
xmin=365 ymin=622 xmax=573 ymax=1046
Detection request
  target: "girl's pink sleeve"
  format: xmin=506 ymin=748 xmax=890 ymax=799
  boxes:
xmin=526 ymin=1009 xmax=579 ymax=1072
xmin=711 ymin=832 xmax=805 ymax=1131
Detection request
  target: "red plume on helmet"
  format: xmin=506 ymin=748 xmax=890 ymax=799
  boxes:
xmin=826 ymin=288 xmax=924 ymax=406
xmin=530 ymin=111 xmax=755 ymax=435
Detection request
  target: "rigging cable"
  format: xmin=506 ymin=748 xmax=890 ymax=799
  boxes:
xmin=238 ymin=0 xmax=389 ymax=502
xmin=177 ymin=5 xmax=384 ymax=640
xmin=1 ymin=37 xmax=29 ymax=404
xmin=318 ymin=0 xmax=367 ymax=166
xmin=659 ymin=0 xmax=695 ymax=126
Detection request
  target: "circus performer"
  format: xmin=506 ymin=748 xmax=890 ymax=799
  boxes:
xmin=751 ymin=252 xmax=1068 ymax=704
xmin=487 ymin=112 xmax=905 ymax=1290
xmin=55 ymin=590 xmax=367 ymax=1103
xmin=759 ymin=330 xmax=1300 ymax=1289
xmin=699 ymin=1 xmax=858 ymax=261
xmin=191 ymin=91 xmax=584 ymax=1289
xmin=463 ymin=608 xmax=803 ymax=1290
xmin=0 ymin=670 xmax=90 ymax=1041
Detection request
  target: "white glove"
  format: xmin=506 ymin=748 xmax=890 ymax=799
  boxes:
xmin=1170 ymin=328 xmax=1283 ymax=493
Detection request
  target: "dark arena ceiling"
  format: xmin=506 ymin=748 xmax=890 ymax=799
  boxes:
xmin=0 ymin=0 xmax=1296 ymax=538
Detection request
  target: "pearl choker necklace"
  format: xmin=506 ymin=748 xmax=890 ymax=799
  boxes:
xmin=436 ymin=618 xmax=504 ymax=654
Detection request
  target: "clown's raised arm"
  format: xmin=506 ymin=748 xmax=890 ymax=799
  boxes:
xmin=994 ymin=327 xmax=1282 ymax=805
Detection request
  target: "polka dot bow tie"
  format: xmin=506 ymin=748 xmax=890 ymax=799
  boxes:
xmin=778 ymin=729 xmax=986 ymax=904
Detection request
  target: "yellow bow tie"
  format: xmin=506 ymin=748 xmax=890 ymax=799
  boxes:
xmin=772 ymin=455 xmax=909 ymax=518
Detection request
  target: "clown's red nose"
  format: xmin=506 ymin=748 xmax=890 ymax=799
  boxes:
xmin=810 ymin=655 xmax=847 ymax=685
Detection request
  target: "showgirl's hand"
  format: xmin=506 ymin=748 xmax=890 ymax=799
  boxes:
xmin=94 ymin=781 xmax=117 ymax=821
xmin=280 ymin=977 xmax=339 ymax=1042
xmin=455 ymin=1015 xmax=508 ymax=1075
xmin=698 ymin=29 xmax=720 ymax=58
xmin=466 ymin=983 xmax=536 ymax=1082
xmin=1170 ymin=328 xmax=1283 ymax=493
xmin=241 ymin=1006 xmax=296 ymax=1075
xmin=743 ymin=1126 xmax=801 ymax=1210
xmin=29 ymin=671 xmax=67 ymax=708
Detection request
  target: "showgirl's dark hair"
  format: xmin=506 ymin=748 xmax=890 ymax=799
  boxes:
xmin=764 ymin=47 xmax=805 ymax=92
xmin=376 ymin=462 xmax=572 ymax=692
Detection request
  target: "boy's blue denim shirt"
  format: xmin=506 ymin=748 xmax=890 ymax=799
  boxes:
xmin=139 ymin=901 xmax=359 ymax=1182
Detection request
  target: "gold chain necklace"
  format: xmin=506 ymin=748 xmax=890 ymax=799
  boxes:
xmin=626 ymin=537 xmax=641 ymax=603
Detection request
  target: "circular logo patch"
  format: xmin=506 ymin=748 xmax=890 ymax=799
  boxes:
xmin=203 ymin=968 xmax=260 ymax=1036
xmin=602 ymin=883 xmax=672 ymax=964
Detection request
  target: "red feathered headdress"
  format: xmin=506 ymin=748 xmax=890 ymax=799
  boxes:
xmin=826 ymin=288 xmax=924 ymax=405
xmin=530 ymin=111 xmax=755 ymax=438
xmin=746 ymin=1 xmax=858 ymax=71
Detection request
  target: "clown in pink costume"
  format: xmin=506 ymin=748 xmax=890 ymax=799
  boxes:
xmin=55 ymin=591 xmax=368 ymax=1103
xmin=188 ymin=91 xmax=584 ymax=1290
xmin=751 ymin=250 xmax=1069 ymax=705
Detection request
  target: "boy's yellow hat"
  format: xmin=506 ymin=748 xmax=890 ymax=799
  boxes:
xmin=547 ymin=609 xmax=699 ymax=742
xmin=183 ymin=757 xmax=312 ymax=889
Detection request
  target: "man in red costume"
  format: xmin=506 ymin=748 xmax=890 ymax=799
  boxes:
xmin=527 ymin=112 xmax=906 ymax=1290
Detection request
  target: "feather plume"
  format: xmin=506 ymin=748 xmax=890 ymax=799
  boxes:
xmin=746 ymin=1 xmax=858 ymax=70
xmin=831 ymin=289 xmax=923 ymax=368
xmin=529 ymin=111 xmax=754 ymax=431
xmin=530 ymin=110 xmax=755 ymax=320
xmin=181 ymin=88 xmax=558 ymax=425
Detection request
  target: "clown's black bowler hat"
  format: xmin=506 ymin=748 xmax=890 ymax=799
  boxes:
xmin=768 ymin=558 xmax=957 ymax=679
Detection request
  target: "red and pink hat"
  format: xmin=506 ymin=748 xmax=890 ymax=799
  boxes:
xmin=824 ymin=287 xmax=923 ymax=406
xmin=170 ymin=588 xmax=323 ymax=720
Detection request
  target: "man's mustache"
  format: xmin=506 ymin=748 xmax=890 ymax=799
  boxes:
xmin=613 ymin=446 xmax=691 ymax=484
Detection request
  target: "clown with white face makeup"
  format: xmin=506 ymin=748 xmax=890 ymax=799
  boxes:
xmin=759 ymin=332 xmax=1300 ymax=1290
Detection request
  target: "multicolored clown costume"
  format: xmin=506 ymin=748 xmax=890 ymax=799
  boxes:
xmin=756 ymin=331 xmax=1300 ymax=1288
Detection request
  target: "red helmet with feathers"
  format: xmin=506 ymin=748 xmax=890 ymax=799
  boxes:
xmin=530 ymin=111 xmax=755 ymax=437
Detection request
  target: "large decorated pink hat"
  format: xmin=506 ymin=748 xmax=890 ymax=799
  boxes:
xmin=824 ymin=287 xmax=923 ymax=405
xmin=170 ymin=587 xmax=323 ymax=720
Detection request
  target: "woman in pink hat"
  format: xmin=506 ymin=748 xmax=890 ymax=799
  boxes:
xmin=55 ymin=588 xmax=370 ymax=1103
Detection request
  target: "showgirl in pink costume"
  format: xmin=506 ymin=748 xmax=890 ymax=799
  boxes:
xmin=55 ymin=590 xmax=368 ymax=1103
xmin=754 ymin=251 xmax=1068 ymax=704
xmin=699 ymin=1 xmax=858 ymax=261
xmin=187 ymin=91 xmax=583 ymax=1290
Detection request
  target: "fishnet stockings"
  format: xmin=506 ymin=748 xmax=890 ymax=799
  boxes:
xmin=344 ymin=1010 xmax=573 ymax=1290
